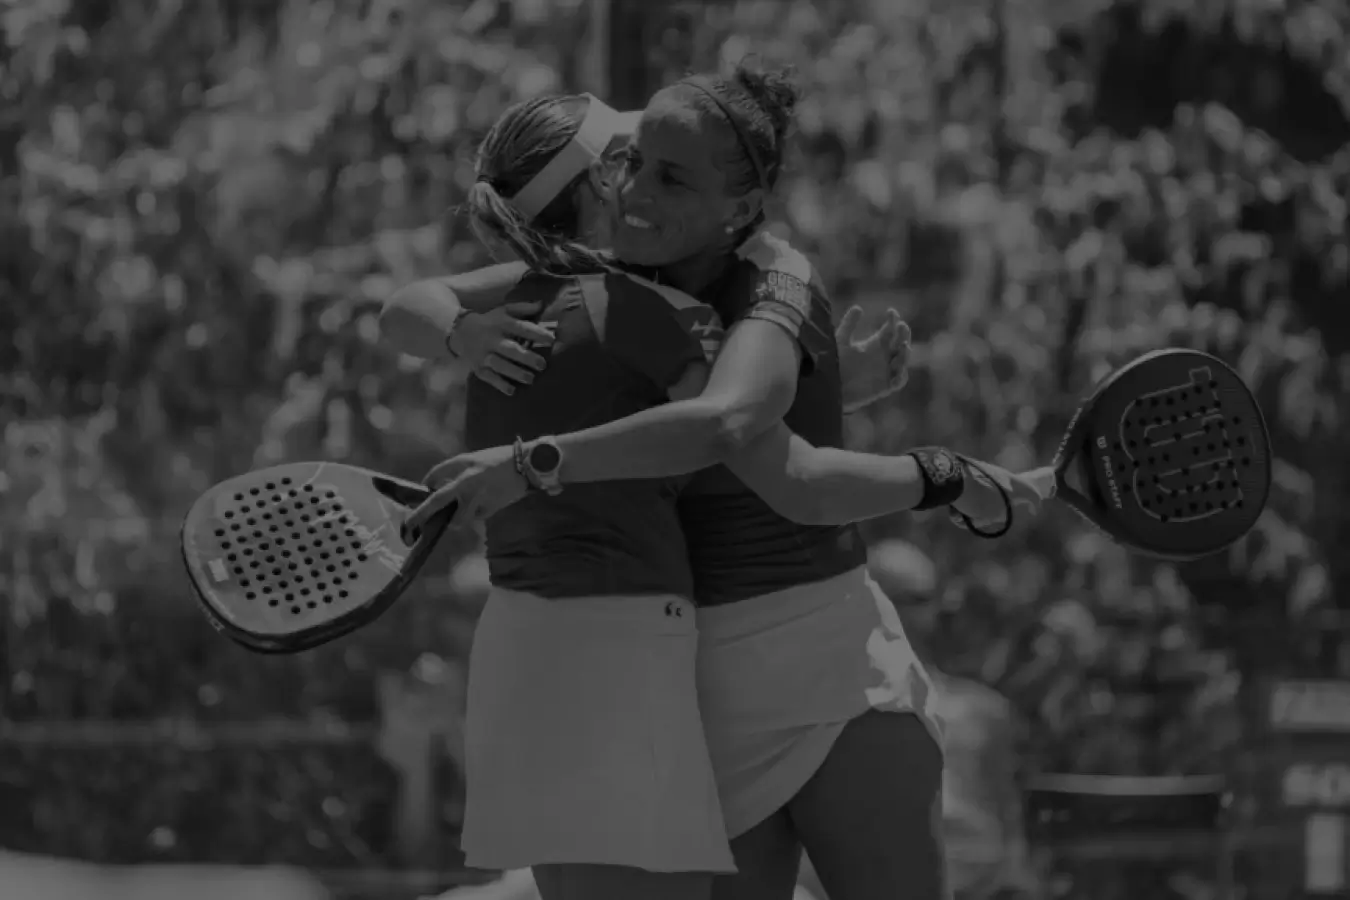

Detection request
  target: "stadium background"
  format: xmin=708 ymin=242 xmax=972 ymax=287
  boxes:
xmin=3 ymin=0 xmax=1349 ymax=897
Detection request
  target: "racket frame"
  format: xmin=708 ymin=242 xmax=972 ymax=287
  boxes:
xmin=1050 ymin=349 xmax=1271 ymax=561
xmin=180 ymin=464 xmax=456 ymax=654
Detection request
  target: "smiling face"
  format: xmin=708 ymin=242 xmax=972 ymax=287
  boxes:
xmin=609 ymin=86 xmax=762 ymax=268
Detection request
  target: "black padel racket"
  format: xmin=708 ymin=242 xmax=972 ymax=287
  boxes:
xmin=1046 ymin=348 xmax=1271 ymax=560
xmin=181 ymin=462 xmax=456 ymax=653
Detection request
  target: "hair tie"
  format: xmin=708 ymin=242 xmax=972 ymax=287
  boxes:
xmin=682 ymin=75 xmax=770 ymax=193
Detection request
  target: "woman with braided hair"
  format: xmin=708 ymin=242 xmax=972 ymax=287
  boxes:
xmin=387 ymin=61 xmax=1049 ymax=900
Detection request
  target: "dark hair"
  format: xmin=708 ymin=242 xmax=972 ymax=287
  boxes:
xmin=677 ymin=58 xmax=801 ymax=197
xmin=465 ymin=95 xmax=609 ymax=276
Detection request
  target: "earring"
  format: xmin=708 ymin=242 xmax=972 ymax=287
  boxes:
xmin=724 ymin=225 xmax=735 ymax=234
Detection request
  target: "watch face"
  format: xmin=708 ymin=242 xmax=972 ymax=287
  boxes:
xmin=529 ymin=442 xmax=562 ymax=472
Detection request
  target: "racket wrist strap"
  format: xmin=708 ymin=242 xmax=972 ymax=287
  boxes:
xmin=908 ymin=447 xmax=966 ymax=510
xmin=949 ymin=457 xmax=1014 ymax=539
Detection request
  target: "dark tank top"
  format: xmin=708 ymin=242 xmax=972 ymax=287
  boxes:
xmin=463 ymin=267 xmax=723 ymax=599
xmin=676 ymin=232 xmax=868 ymax=607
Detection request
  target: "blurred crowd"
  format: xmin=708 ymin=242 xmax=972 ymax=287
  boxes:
xmin=4 ymin=0 xmax=1349 ymax=898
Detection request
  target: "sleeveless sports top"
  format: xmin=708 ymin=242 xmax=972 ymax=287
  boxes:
xmin=463 ymin=267 xmax=723 ymax=599
xmin=676 ymin=232 xmax=868 ymax=607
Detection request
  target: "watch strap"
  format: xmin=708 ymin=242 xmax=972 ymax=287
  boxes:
xmin=514 ymin=436 xmax=564 ymax=496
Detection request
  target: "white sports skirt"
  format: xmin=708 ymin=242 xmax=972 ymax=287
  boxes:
xmin=695 ymin=565 xmax=944 ymax=838
xmin=460 ymin=588 xmax=735 ymax=874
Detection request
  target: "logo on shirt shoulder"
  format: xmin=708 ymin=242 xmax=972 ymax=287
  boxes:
xmin=677 ymin=307 xmax=724 ymax=363
xmin=755 ymin=270 xmax=812 ymax=320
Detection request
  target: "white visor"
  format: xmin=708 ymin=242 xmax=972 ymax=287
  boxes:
xmin=510 ymin=95 xmax=640 ymax=222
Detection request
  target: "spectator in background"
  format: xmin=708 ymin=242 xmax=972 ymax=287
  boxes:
xmin=933 ymin=673 xmax=1038 ymax=900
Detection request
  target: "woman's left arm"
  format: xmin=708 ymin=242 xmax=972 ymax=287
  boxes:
xmin=714 ymin=420 xmax=1050 ymax=530
xmin=720 ymin=423 xmax=923 ymax=525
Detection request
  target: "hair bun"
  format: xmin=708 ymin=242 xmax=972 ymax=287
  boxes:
xmin=732 ymin=59 xmax=801 ymax=143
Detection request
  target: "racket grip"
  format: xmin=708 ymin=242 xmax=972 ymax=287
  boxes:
xmin=399 ymin=499 xmax=460 ymax=548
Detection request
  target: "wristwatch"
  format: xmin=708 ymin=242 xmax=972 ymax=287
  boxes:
xmin=520 ymin=436 xmax=564 ymax=496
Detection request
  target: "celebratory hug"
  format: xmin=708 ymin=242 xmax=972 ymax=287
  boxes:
xmin=379 ymin=58 xmax=1045 ymax=900
xmin=366 ymin=45 xmax=1272 ymax=899
xmin=180 ymin=48 xmax=1270 ymax=900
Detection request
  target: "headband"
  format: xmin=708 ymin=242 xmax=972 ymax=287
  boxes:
xmin=507 ymin=94 xmax=640 ymax=222
xmin=682 ymin=75 xmax=771 ymax=192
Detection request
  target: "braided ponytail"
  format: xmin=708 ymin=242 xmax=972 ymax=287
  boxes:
xmin=468 ymin=96 xmax=611 ymax=276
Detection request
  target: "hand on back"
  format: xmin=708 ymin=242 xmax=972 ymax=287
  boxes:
xmin=452 ymin=302 xmax=556 ymax=395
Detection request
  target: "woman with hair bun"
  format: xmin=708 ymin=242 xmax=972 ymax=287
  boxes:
xmin=390 ymin=61 xmax=1048 ymax=900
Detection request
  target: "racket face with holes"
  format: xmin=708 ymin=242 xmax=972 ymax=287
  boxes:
xmin=180 ymin=462 xmax=452 ymax=653
xmin=1051 ymin=349 xmax=1271 ymax=560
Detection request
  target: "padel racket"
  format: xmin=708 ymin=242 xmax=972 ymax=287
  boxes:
xmin=1046 ymin=348 xmax=1271 ymax=560
xmin=181 ymin=462 xmax=456 ymax=653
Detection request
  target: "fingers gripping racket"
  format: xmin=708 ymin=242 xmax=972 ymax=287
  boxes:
xmin=181 ymin=462 xmax=457 ymax=653
xmin=1046 ymin=349 xmax=1271 ymax=561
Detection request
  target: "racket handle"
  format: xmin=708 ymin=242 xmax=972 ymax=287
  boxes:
xmin=1023 ymin=466 xmax=1058 ymax=500
xmin=399 ymin=499 xmax=460 ymax=548
xmin=372 ymin=475 xmax=433 ymax=508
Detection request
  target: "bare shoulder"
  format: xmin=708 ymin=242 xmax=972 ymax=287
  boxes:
xmin=734 ymin=229 xmax=814 ymax=283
